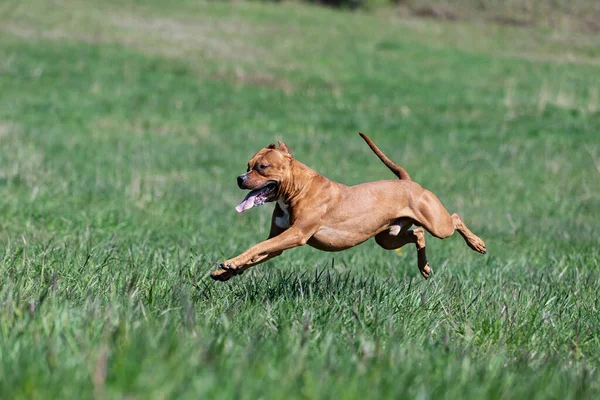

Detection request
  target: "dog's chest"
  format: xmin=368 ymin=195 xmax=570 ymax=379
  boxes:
xmin=275 ymin=200 xmax=291 ymax=228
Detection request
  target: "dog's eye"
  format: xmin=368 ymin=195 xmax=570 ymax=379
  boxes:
xmin=246 ymin=164 xmax=250 ymax=172
xmin=259 ymin=164 xmax=269 ymax=170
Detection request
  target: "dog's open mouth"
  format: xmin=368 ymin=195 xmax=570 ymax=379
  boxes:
xmin=235 ymin=182 xmax=278 ymax=213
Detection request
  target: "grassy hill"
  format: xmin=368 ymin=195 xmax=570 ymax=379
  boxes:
xmin=0 ymin=0 xmax=599 ymax=398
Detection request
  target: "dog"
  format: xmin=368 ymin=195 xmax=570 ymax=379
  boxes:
xmin=210 ymin=133 xmax=486 ymax=281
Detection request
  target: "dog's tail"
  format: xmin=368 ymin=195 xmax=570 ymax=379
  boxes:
xmin=359 ymin=132 xmax=411 ymax=180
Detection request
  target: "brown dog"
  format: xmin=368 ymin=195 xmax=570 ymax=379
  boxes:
xmin=210 ymin=133 xmax=486 ymax=281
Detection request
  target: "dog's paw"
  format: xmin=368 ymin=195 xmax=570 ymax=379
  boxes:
xmin=469 ymin=238 xmax=487 ymax=254
xmin=221 ymin=261 xmax=238 ymax=271
xmin=420 ymin=263 xmax=432 ymax=279
xmin=210 ymin=261 xmax=244 ymax=282
xmin=210 ymin=268 xmax=235 ymax=281
xmin=221 ymin=262 xmax=244 ymax=274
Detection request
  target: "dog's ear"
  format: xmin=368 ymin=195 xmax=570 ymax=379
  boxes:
xmin=278 ymin=141 xmax=292 ymax=156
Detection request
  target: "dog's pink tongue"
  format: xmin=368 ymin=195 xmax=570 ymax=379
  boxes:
xmin=235 ymin=192 xmax=258 ymax=213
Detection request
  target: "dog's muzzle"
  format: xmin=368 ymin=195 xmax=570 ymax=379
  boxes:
xmin=237 ymin=174 xmax=247 ymax=189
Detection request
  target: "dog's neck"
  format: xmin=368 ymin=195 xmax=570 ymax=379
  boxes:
xmin=279 ymin=159 xmax=324 ymax=205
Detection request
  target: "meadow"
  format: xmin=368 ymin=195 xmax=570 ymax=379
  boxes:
xmin=0 ymin=0 xmax=599 ymax=398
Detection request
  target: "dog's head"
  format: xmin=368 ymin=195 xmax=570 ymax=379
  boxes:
xmin=235 ymin=141 xmax=293 ymax=213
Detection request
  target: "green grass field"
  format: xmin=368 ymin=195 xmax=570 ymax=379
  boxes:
xmin=1 ymin=0 xmax=599 ymax=398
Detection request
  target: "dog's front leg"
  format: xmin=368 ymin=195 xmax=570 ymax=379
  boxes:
xmin=210 ymin=226 xmax=313 ymax=281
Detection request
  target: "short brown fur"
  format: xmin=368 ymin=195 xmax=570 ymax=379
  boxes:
xmin=211 ymin=133 xmax=486 ymax=281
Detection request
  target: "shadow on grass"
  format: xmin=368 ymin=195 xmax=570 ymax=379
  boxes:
xmin=194 ymin=262 xmax=419 ymax=304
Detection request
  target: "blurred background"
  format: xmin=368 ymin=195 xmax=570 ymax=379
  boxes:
xmin=0 ymin=0 xmax=599 ymax=398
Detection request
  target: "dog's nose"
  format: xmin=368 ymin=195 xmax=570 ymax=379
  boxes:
xmin=237 ymin=175 xmax=245 ymax=188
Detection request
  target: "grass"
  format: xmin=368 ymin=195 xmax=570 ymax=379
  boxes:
xmin=388 ymin=0 xmax=600 ymax=34
xmin=0 ymin=0 xmax=599 ymax=398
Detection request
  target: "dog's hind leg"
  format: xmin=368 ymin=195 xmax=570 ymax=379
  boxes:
xmin=450 ymin=213 xmax=486 ymax=254
xmin=375 ymin=227 xmax=431 ymax=279
xmin=413 ymin=191 xmax=486 ymax=254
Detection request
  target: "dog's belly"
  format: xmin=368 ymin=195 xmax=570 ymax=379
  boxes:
xmin=305 ymin=182 xmax=424 ymax=251
xmin=308 ymin=226 xmax=382 ymax=251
